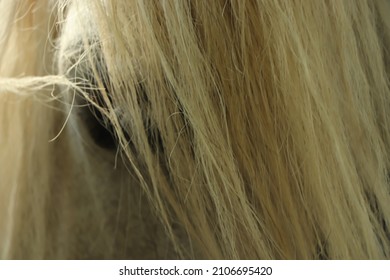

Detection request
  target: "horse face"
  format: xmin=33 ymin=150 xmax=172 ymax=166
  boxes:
xmin=49 ymin=1 xmax=183 ymax=259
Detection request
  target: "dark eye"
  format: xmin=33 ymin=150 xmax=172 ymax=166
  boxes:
xmin=63 ymin=42 xmax=119 ymax=149
xmin=68 ymin=66 xmax=118 ymax=149
xmin=77 ymin=90 xmax=118 ymax=150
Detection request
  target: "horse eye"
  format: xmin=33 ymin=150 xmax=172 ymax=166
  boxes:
xmin=72 ymin=70 xmax=118 ymax=149
xmin=62 ymin=41 xmax=118 ymax=149
xmin=77 ymin=93 xmax=118 ymax=149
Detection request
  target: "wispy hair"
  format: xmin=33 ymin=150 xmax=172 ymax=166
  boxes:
xmin=1 ymin=0 xmax=390 ymax=259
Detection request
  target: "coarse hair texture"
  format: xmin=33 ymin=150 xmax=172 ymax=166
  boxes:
xmin=1 ymin=0 xmax=390 ymax=259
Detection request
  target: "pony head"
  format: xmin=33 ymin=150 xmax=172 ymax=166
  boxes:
xmin=1 ymin=0 xmax=390 ymax=259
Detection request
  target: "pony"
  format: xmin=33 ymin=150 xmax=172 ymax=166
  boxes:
xmin=1 ymin=0 xmax=390 ymax=259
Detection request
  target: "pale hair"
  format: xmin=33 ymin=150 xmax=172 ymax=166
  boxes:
xmin=1 ymin=0 xmax=390 ymax=259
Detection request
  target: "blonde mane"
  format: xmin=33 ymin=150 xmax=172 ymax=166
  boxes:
xmin=1 ymin=0 xmax=390 ymax=259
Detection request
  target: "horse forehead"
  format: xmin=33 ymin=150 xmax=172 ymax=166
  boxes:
xmin=59 ymin=1 xmax=100 ymax=49
xmin=57 ymin=2 xmax=97 ymax=73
